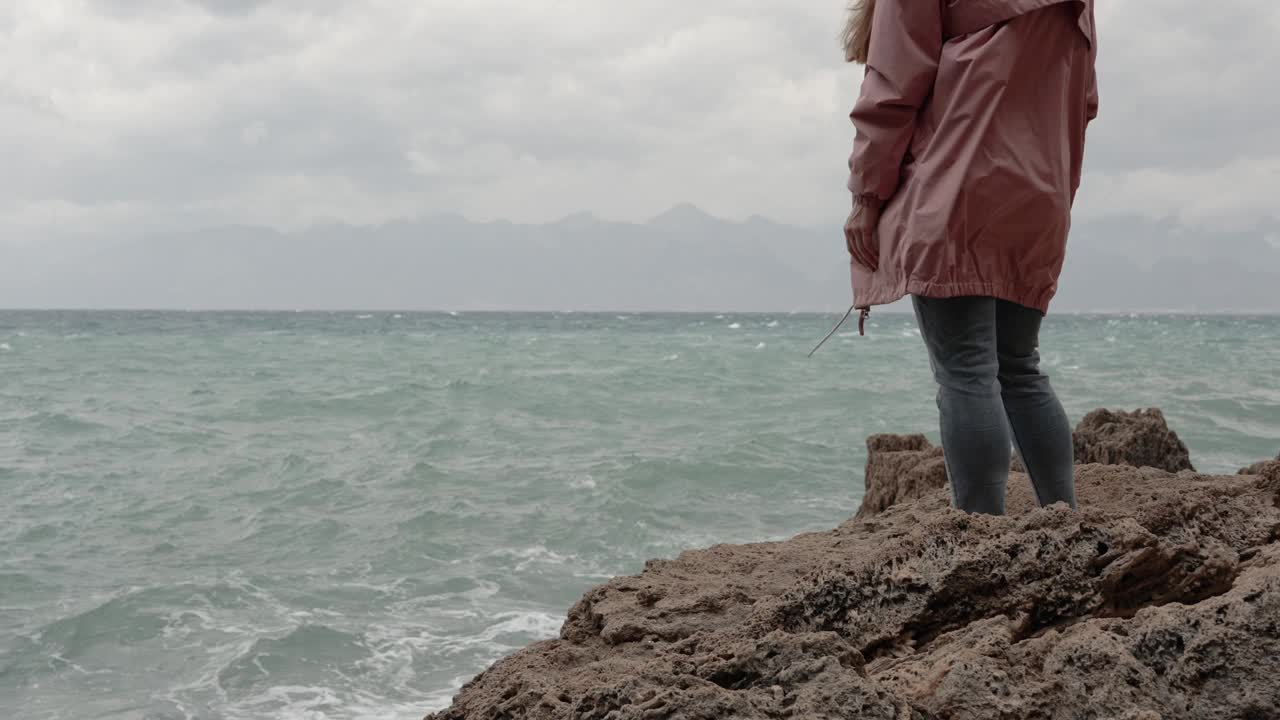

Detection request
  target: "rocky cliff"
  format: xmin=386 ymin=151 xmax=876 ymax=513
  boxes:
xmin=426 ymin=412 xmax=1280 ymax=719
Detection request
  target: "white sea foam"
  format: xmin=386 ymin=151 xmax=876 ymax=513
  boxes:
xmin=341 ymin=691 xmax=454 ymax=720
xmin=367 ymin=607 xmax=561 ymax=662
xmin=49 ymin=654 xmax=112 ymax=676
xmin=161 ymin=608 xmax=214 ymax=640
xmin=483 ymin=545 xmax=576 ymax=573
xmin=419 ymin=678 xmax=476 ymax=716
xmin=222 ymin=684 xmax=346 ymax=720
xmin=487 ymin=610 xmax=563 ymax=639
xmin=448 ymin=579 xmax=501 ymax=601
xmin=755 ymin=342 xmax=767 ymax=350
xmin=357 ymin=314 xmax=373 ymax=320
xmin=728 ymin=323 xmax=742 ymax=329
xmin=766 ymin=321 xmax=779 ymax=328
xmin=0 ymin=343 xmax=10 ymax=351
xmin=569 ymin=474 xmax=597 ymax=489
xmin=336 ymin=577 xmax=412 ymax=596
xmin=208 ymin=671 xmax=435 ymax=717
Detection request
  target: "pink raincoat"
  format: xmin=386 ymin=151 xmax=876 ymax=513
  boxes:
xmin=847 ymin=0 xmax=1098 ymax=316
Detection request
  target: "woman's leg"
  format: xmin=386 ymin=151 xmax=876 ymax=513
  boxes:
xmin=911 ymin=295 xmax=1010 ymax=515
xmin=995 ymin=299 xmax=1077 ymax=509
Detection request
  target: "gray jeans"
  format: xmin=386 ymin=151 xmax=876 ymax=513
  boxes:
xmin=911 ymin=295 xmax=1077 ymax=515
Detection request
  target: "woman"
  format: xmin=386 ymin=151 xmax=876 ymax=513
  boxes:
xmin=842 ymin=0 xmax=1099 ymax=515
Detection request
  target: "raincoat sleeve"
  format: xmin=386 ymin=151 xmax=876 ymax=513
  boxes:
xmin=847 ymin=0 xmax=943 ymax=207
xmin=1086 ymin=65 xmax=1099 ymax=122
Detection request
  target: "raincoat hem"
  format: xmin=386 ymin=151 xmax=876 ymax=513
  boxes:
xmin=855 ymin=279 xmax=1053 ymax=315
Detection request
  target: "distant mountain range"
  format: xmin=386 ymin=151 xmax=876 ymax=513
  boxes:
xmin=5 ymin=204 xmax=1279 ymax=312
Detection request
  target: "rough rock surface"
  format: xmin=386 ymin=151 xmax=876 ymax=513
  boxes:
xmin=1240 ymin=453 xmax=1280 ymax=478
xmin=870 ymin=408 xmax=1194 ymax=509
xmin=855 ymin=434 xmax=947 ymax=519
xmin=1072 ymin=408 xmax=1195 ymax=473
xmin=425 ymin=416 xmax=1280 ymax=720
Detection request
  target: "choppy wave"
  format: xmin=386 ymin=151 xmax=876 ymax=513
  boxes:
xmin=1 ymin=310 xmax=1277 ymax=719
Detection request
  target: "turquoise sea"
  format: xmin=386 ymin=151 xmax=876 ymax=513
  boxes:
xmin=2 ymin=311 xmax=1278 ymax=719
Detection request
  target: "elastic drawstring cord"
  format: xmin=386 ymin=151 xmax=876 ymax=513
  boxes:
xmin=808 ymin=306 xmax=870 ymax=357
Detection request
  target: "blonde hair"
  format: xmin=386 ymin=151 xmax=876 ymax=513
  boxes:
xmin=842 ymin=0 xmax=877 ymax=64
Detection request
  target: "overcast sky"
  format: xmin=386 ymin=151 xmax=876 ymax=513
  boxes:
xmin=3 ymin=0 xmax=1278 ymax=244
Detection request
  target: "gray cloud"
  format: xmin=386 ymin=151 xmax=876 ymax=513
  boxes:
xmin=2 ymin=0 xmax=1278 ymax=246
